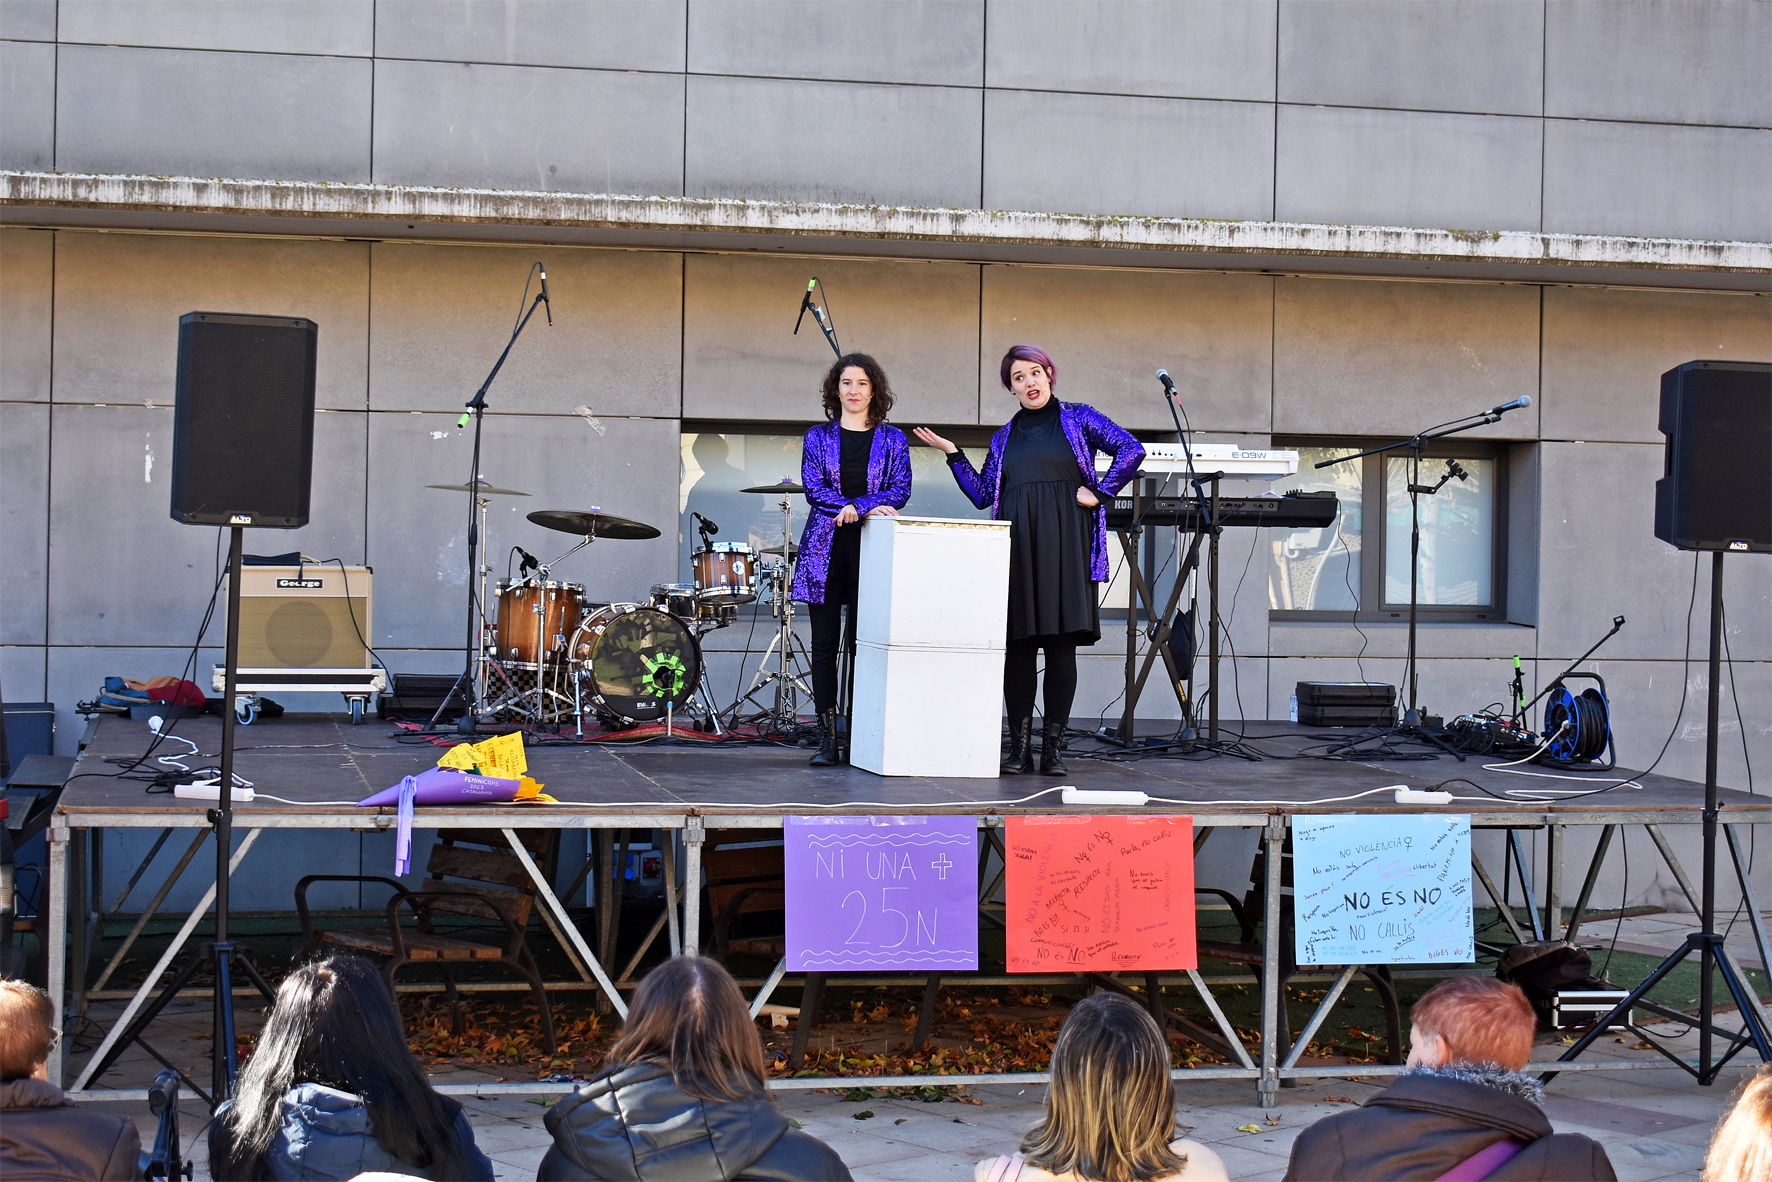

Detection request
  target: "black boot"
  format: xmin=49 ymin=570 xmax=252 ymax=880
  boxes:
xmin=809 ymin=709 xmax=840 ymax=767
xmin=1001 ymin=717 xmax=1035 ymax=775
xmin=1040 ymin=721 xmax=1069 ymax=775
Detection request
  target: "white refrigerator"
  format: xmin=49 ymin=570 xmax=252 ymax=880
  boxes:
xmin=849 ymin=515 xmax=1011 ymax=777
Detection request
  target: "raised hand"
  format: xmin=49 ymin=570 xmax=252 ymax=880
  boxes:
xmin=912 ymin=427 xmax=958 ymax=455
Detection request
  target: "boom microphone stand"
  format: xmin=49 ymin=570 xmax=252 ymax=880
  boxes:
xmin=428 ymin=265 xmax=552 ymax=735
xmin=1316 ymin=397 xmax=1531 ymax=759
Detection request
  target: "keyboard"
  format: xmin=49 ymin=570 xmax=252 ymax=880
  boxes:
xmin=1104 ymin=492 xmax=1339 ymax=530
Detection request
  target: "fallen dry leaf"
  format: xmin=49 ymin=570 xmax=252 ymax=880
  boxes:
xmin=1236 ymin=1124 xmax=1263 ymax=1134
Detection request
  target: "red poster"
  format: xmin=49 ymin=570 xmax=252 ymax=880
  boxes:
xmin=1005 ymin=815 xmax=1196 ymax=973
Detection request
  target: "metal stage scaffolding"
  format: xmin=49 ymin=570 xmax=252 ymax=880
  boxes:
xmin=44 ymin=714 xmax=1771 ymax=1108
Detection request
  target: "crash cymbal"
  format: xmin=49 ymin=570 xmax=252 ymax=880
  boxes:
xmin=526 ymin=509 xmax=661 ymax=540
xmin=760 ymin=543 xmax=800 ymax=558
xmin=741 ymin=480 xmax=806 ymax=495
xmin=427 ymin=481 xmax=531 ymax=496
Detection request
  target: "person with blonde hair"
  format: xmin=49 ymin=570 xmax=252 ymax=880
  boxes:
xmin=0 ymin=979 xmax=140 ymax=1179
xmin=975 ymin=992 xmax=1226 ymax=1182
xmin=1703 ymin=1064 xmax=1772 ymax=1182
xmin=1285 ymin=976 xmax=1615 ymax=1180
xmin=541 ymin=955 xmax=851 ymax=1180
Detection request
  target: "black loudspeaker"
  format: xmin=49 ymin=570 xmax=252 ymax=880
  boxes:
xmin=170 ymin=312 xmax=318 ymax=528
xmin=1653 ymin=360 xmax=1771 ymax=554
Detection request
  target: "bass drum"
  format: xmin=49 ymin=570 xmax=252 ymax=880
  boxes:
xmin=571 ymin=605 xmax=702 ymax=725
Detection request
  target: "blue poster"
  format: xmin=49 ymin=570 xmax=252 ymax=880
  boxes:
xmin=1293 ymin=814 xmax=1473 ymax=966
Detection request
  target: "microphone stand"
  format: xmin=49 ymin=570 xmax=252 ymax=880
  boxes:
xmin=1315 ymin=405 xmax=1509 ymax=759
xmin=427 ymin=276 xmax=551 ymax=735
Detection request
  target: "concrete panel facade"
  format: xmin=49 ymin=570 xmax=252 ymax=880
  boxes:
xmin=1272 ymin=278 xmax=1541 ymax=438
xmin=0 ymin=401 xmax=47 ymax=645
xmin=682 ymin=253 xmax=980 ymax=425
xmin=688 ymin=0 xmax=983 ymax=86
xmin=50 ymin=232 xmax=370 ymax=411
xmin=1546 ymin=0 xmax=1772 ymax=128
xmin=977 ymin=267 xmax=1274 ymax=432
xmin=0 ymin=228 xmax=51 ymax=402
xmin=371 ymin=59 xmax=685 ymax=195
xmin=0 ymin=38 xmax=54 ymax=169
xmin=1275 ymin=106 xmax=1542 ymax=231
xmin=375 ymin=0 xmax=685 ymax=72
xmin=365 ymin=412 xmax=677 ymax=650
xmin=53 ymin=44 xmax=373 ymax=181
xmin=54 ymin=0 xmax=374 ymax=56
xmin=1278 ymin=0 xmax=1543 ymax=117
xmin=984 ymin=0 xmax=1276 ymax=102
xmin=1543 ymin=119 xmax=1772 ymax=242
xmin=0 ymin=0 xmax=56 ymax=41
xmin=0 ymin=645 xmax=46 ymax=704
xmin=367 ymin=242 xmax=682 ymax=418
xmin=983 ymin=91 xmax=1275 ymax=222
xmin=1541 ymin=288 xmax=1772 ymax=445
xmin=685 ymin=75 xmax=982 ymax=209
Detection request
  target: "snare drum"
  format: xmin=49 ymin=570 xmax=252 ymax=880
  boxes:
xmin=571 ymin=605 xmax=703 ymax=725
xmin=693 ymin=542 xmax=757 ymax=604
xmin=492 ymin=579 xmax=583 ymax=667
xmin=649 ymin=582 xmax=699 ymax=619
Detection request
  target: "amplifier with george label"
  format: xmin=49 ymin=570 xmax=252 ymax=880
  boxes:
xmin=224 ymin=564 xmax=373 ymax=669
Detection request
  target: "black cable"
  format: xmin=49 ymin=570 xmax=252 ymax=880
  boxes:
xmin=316 ymin=558 xmax=392 ymax=676
xmin=1599 ymin=826 xmax=1628 ymax=985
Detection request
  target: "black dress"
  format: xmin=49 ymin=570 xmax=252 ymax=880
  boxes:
xmin=824 ymin=425 xmax=874 ymax=605
xmin=999 ymin=400 xmax=1100 ymax=644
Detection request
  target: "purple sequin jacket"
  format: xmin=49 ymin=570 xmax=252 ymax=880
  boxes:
xmin=791 ymin=421 xmax=913 ymax=604
xmin=944 ymin=400 xmax=1145 ymax=582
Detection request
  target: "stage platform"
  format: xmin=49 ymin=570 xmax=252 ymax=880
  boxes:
xmin=44 ymin=713 xmax=1772 ymax=1103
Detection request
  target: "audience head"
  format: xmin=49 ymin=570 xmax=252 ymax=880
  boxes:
xmin=216 ymin=954 xmax=466 ymax=1179
xmin=0 ymin=979 xmax=56 ymax=1081
xmin=1407 ymin=977 xmax=1536 ymax=1073
xmin=1020 ymin=992 xmax=1184 ymax=1182
xmin=1702 ymin=1064 xmax=1772 ymax=1182
xmin=609 ymin=956 xmax=768 ymax=1102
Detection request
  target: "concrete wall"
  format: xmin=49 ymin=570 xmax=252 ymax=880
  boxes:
xmin=4 ymin=1 xmax=1769 ymax=239
xmin=3 ymin=2 xmax=1770 ymax=915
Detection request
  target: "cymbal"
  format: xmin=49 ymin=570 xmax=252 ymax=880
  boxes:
xmin=526 ymin=509 xmax=661 ymax=540
xmin=427 ymin=482 xmax=531 ymax=496
xmin=760 ymin=543 xmax=800 ymax=558
xmin=741 ymin=480 xmax=806 ymax=495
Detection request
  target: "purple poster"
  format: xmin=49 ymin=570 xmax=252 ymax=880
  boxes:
xmin=785 ymin=815 xmax=979 ymax=972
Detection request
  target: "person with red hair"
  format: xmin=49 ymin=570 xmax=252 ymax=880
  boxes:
xmin=1284 ymin=976 xmax=1616 ymax=1180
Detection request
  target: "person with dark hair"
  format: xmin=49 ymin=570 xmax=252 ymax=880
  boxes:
xmin=0 ymin=979 xmax=141 ymax=1180
xmin=792 ymin=352 xmax=912 ymax=766
xmin=975 ymin=993 xmax=1225 ymax=1182
xmin=917 ymin=345 xmax=1143 ymax=774
xmin=541 ymin=955 xmax=852 ymax=1181
xmin=210 ymin=955 xmax=493 ymax=1181
xmin=1284 ymin=976 xmax=1616 ymax=1180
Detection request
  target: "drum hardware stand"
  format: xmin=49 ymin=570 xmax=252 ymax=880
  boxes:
xmin=1316 ymin=401 xmax=1525 ymax=761
xmin=81 ymin=527 xmax=276 ymax=1106
xmin=1550 ymin=551 xmax=1772 ymax=1082
xmin=732 ymin=492 xmax=814 ymax=733
xmin=429 ymin=263 xmax=552 ymax=736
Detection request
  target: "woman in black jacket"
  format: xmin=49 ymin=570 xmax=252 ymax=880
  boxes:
xmin=541 ymin=956 xmax=852 ymax=1181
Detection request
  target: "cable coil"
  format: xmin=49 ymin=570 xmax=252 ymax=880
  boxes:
xmin=1542 ymin=683 xmax=1610 ymax=765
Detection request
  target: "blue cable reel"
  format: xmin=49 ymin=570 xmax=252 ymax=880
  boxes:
xmin=1538 ymin=672 xmax=1615 ymax=770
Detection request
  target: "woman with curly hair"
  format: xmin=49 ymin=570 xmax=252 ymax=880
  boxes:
xmin=918 ymin=345 xmax=1143 ymax=774
xmin=792 ymin=352 xmax=912 ymax=766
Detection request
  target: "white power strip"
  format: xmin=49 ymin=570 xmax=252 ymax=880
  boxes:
xmin=1061 ymin=787 xmax=1150 ymax=807
xmin=1394 ymin=787 xmax=1453 ymax=805
xmin=174 ymin=782 xmax=256 ymax=803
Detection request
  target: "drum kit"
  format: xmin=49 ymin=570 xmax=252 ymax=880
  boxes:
xmin=427 ymin=475 xmax=816 ymax=737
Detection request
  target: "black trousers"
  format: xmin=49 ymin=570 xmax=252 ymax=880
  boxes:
xmin=808 ymin=526 xmax=861 ymax=716
xmin=1004 ymin=636 xmax=1079 ymax=729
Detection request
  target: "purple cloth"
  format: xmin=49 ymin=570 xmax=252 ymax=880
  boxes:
xmin=1434 ymin=1139 xmax=1525 ymax=1181
xmin=944 ymin=400 xmax=1144 ymax=582
xmin=792 ymin=421 xmax=912 ymax=604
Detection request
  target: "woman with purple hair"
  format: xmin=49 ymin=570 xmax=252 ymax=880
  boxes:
xmin=916 ymin=346 xmax=1143 ymax=774
xmin=793 ymin=353 xmax=912 ymax=766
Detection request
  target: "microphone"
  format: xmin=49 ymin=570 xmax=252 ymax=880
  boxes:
xmin=1488 ymin=394 xmax=1532 ymax=415
xmin=693 ymin=512 xmax=720 ymax=537
xmin=793 ymin=280 xmax=815 ymax=336
xmin=1156 ymin=369 xmax=1177 ymax=397
xmin=515 ymin=546 xmax=538 ymax=572
xmin=538 ymin=264 xmax=551 ymax=326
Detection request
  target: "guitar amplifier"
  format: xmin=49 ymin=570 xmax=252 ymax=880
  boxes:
xmin=224 ymin=564 xmax=373 ymax=669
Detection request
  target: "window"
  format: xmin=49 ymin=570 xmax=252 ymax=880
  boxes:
xmin=1269 ymin=440 xmax=1506 ymax=622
